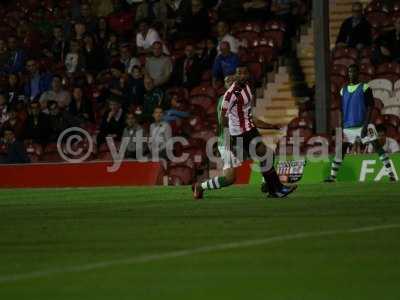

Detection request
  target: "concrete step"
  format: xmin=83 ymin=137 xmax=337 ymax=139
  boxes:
xmin=262 ymin=115 xmax=296 ymax=125
xmin=264 ymin=108 xmax=298 ymax=118
xmin=267 ymin=102 xmax=297 ymax=109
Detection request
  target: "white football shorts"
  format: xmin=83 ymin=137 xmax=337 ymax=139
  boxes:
xmin=218 ymin=145 xmax=242 ymax=170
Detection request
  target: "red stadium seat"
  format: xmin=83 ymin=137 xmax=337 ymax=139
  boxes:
xmin=264 ymin=20 xmax=287 ymax=32
xmin=248 ymin=62 xmax=263 ymax=82
xmin=190 ymin=85 xmax=217 ymax=99
xmin=236 ymin=31 xmax=260 ymax=47
xmin=190 ymin=95 xmax=214 ymax=113
xmin=232 ymin=21 xmax=262 ymax=35
xmin=261 ymin=30 xmax=285 ymax=49
xmin=374 ymin=98 xmax=384 ymax=110
xmin=191 ymin=130 xmax=216 ymax=143
xmin=331 ymin=95 xmax=341 ymax=110
xmin=330 ymin=109 xmax=341 ymax=130
xmin=332 ymin=47 xmax=358 ymax=60
xmin=185 ymin=114 xmax=207 ymax=132
xmin=359 ymin=63 xmax=376 ymax=82
xmin=288 ymin=116 xmax=314 ymax=130
xmin=331 ymin=75 xmax=347 ymax=89
xmin=331 ymin=64 xmax=348 ymax=77
xmin=383 ymin=114 xmax=400 ymax=128
xmin=332 ymin=57 xmax=357 ymax=67
xmin=375 ymin=62 xmax=400 ymax=81
xmin=287 ymin=127 xmax=314 ymax=141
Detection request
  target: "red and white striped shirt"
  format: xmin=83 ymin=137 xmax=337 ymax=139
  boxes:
xmin=222 ymin=82 xmax=255 ymax=136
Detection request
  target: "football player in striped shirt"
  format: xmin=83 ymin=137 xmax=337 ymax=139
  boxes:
xmin=193 ymin=65 xmax=297 ymax=199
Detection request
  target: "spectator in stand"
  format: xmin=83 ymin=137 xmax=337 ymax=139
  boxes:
xmin=6 ymin=74 xmax=25 ymax=107
xmin=145 ymin=41 xmax=173 ymax=87
xmin=270 ymin=0 xmax=296 ymax=33
xmin=216 ymin=21 xmax=240 ymax=54
xmin=217 ymin=0 xmax=244 ymax=22
xmin=92 ymin=0 xmax=115 ymax=17
xmin=119 ymin=44 xmax=140 ymax=75
xmin=23 ymin=101 xmax=52 ymax=146
xmin=130 ymin=66 xmax=146 ymax=107
xmin=2 ymin=109 xmax=25 ymax=140
xmin=39 ymin=75 xmax=71 ymax=110
xmin=366 ymin=125 xmax=400 ymax=154
xmin=165 ymin=0 xmax=191 ymax=37
xmin=143 ymin=76 xmax=165 ymax=120
xmin=200 ymin=38 xmax=218 ymax=70
xmin=0 ymin=94 xmax=9 ymax=127
xmin=212 ymin=41 xmax=240 ymax=85
xmin=0 ymin=128 xmax=30 ymax=164
xmin=135 ymin=0 xmax=168 ymax=24
xmin=96 ymin=18 xmax=110 ymax=48
xmin=97 ymin=96 xmax=126 ymax=146
xmin=136 ymin=20 xmax=163 ymax=54
xmin=377 ymin=18 xmax=400 ymax=62
xmin=45 ymin=26 xmax=69 ymax=65
xmin=72 ymin=21 xmax=88 ymax=43
xmin=172 ymin=44 xmax=202 ymax=89
xmin=336 ymin=2 xmax=372 ymax=49
xmin=122 ymin=112 xmax=146 ymax=159
xmin=69 ymin=86 xmax=95 ymax=124
xmin=82 ymin=34 xmax=105 ymax=73
xmin=149 ymin=106 xmax=172 ymax=160
xmin=104 ymin=32 xmax=120 ymax=65
xmin=163 ymin=93 xmax=190 ymax=123
xmin=65 ymin=39 xmax=86 ymax=75
xmin=24 ymin=59 xmax=52 ymax=102
xmin=108 ymin=61 xmax=133 ymax=108
xmin=77 ymin=3 xmax=98 ymax=33
xmin=242 ymin=0 xmax=270 ymax=21
xmin=6 ymin=36 xmax=27 ymax=74
xmin=180 ymin=0 xmax=211 ymax=39
xmin=47 ymin=101 xmax=73 ymax=142
xmin=0 ymin=39 xmax=9 ymax=71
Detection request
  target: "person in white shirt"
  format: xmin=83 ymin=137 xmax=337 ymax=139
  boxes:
xmin=366 ymin=124 xmax=400 ymax=154
xmin=217 ymin=21 xmax=240 ymax=54
xmin=149 ymin=106 xmax=172 ymax=160
xmin=39 ymin=75 xmax=71 ymax=110
xmin=145 ymin=41 xmax=173 ymax=87
xmin=136 ymin=20 xmax=169 ymax=55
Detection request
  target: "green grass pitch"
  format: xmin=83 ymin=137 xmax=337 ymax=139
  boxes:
xmin=0 ymin=183 xmax=399 ymax=300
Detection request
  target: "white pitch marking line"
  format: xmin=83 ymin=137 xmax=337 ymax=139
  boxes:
xmin=0 ymin=224 xmax=399 ymax=284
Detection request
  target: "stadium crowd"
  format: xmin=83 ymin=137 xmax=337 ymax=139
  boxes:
xmin=1 ymin=0 xmax=399 ymax=183
xmin=0 ymin=0 xmax=307 ymax=169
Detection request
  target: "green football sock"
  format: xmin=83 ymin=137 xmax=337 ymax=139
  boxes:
xmin=201 ymin=177 xmax=231 ymax=190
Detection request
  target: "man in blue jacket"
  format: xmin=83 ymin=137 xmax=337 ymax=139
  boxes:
xmin=24 ymin=59 xmax=53 ymax=102
xmin=212 ymin=41 xmax=240 ymax=86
